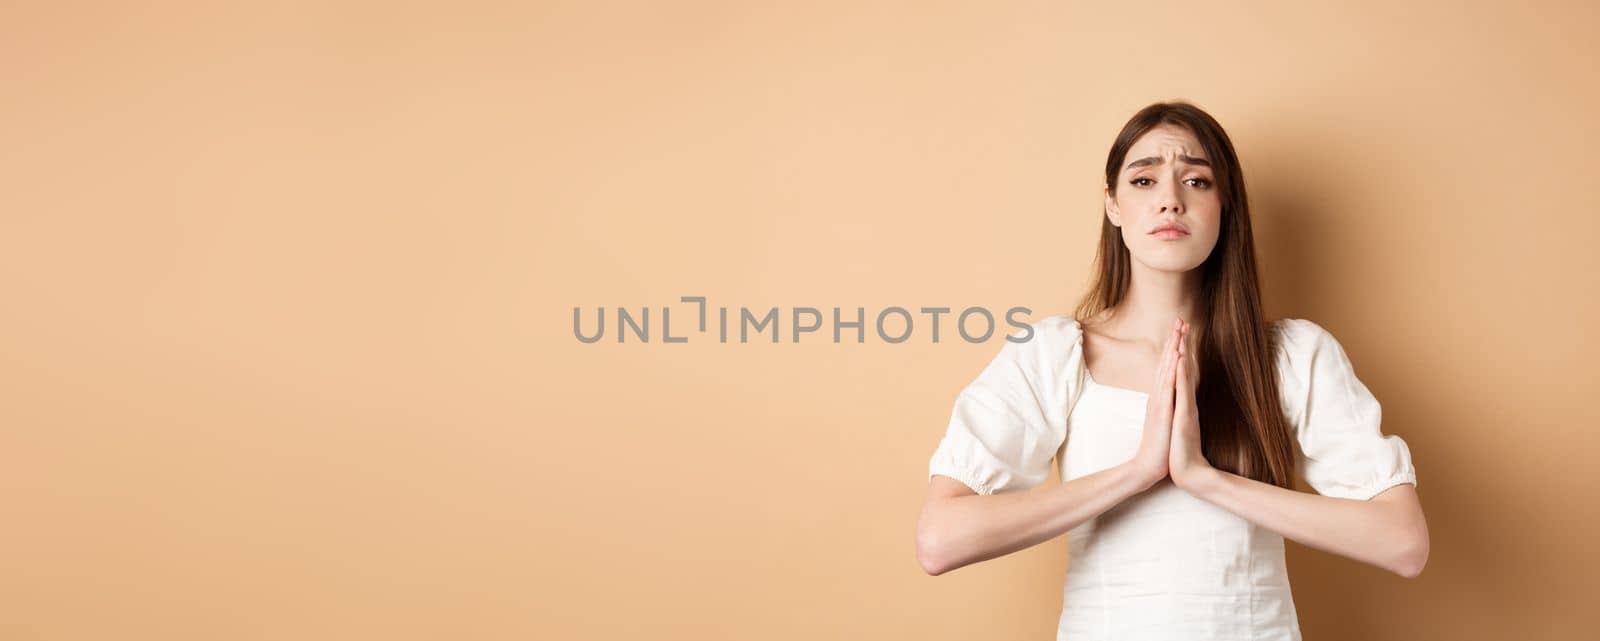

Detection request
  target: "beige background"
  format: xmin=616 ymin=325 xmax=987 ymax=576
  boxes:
xmin=3 ymin=1 xmax=1597 ymax=639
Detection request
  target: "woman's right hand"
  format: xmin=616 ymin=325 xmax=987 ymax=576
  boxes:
xmin=1129 ymin=318 xmax=1183 ymax=490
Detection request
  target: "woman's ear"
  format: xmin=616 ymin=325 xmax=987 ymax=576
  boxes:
xmin=1104 ymin=185 xmax=1122 ymax=227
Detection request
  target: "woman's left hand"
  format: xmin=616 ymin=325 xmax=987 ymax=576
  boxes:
xmin=1170 ymin=320 xmax=1214 ymax=490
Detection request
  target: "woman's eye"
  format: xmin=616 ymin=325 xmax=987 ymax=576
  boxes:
xmin=1130 ymin=177 xmax=1153 ymax=187
xmin=1185 ymin=177 xmax=1212 ymax=188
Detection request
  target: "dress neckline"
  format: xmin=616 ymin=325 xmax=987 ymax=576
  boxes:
xmin=1085 ymin=370 xmax=1151 ymax=398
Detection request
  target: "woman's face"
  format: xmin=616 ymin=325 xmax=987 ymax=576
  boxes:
xmin=1105 ymin=123 xmax=1223 ymax=273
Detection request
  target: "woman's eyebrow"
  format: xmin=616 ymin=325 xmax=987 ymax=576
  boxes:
xmin=1124 ymin=155 xmax=1212 ymax=169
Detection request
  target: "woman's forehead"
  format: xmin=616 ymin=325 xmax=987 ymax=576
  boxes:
xmin=1123 ymin=126 xmax=1210 ymax=171
xmin=1131 ymin=125 xmax=1204 ymax=156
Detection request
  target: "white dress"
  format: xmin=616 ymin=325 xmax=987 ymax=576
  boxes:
xmin=926 ymin=315 xmax=1418 ymax=641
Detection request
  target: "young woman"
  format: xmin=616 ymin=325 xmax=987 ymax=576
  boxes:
xmin=915 ymin=101 xmax=1429 ymax=640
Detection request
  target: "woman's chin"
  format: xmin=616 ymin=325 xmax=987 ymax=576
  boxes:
xmin=1135 ymin=254 xmax=1208 ymax=274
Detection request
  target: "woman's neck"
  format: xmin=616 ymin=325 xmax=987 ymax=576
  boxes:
xmin=1100 ymin=262 xmax=1204 ymax=348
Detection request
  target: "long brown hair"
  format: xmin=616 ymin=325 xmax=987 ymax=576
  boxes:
xmin=1073 ymin=101 xmax=1295 ymax=489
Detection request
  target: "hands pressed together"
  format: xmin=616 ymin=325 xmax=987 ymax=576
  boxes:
xmin=1130 ymin=318 xmax=1216 ymax=492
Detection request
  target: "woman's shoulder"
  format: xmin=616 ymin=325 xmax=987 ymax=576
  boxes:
xmin=1018 ymin=314 xmax=1086 ymax=350
xmin=1269 ymin=317 xmax=1361 ymax=394
xmin=1269 ymin=317 xmax=1341 ymax=356
xmin=1031 ymin=313 xmax=1084 ymax=334
xmin=987 ymin=314 xmax=1085 ymax=369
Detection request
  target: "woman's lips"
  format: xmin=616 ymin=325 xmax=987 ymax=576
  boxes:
xmin=1152 ymin=229 xmax=1189 ymax=239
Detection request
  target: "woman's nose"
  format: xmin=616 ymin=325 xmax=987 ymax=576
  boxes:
xmin=1158 ymin=180 xmax=1183 ymax=213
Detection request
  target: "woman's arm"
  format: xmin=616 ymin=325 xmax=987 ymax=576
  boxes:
xmin=1183 ymin=470 xmax=1430 ymax=578
xmin=1168 ymin=322 xmax=1429 ymax=578
xmin=918 ymin=320 xmax=1189 ymax=576
xmin=916 ymin=462 xmax=1153 ymax=576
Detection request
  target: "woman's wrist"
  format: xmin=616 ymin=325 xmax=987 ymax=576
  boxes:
xmin=1175 ymin=464 xmax=1224 ymax=497
xmin=1119 ymin=459 xmax=1164 ymax=494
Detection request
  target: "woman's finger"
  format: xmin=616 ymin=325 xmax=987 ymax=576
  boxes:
xmin=1175 ymin=337 xmax=1190 ymax=412
xmin=1171 ymin=322 xmax=1184 ymax=369
xmin=1154 ymin=322 xmax=1178 ymax=384
xmin=1181 ymin=325 xmax=1195 ymax=383
xmin=1161 ymin=325 xmax=1180 ymax=407
xmin=1158 ymin=325 xmax=1178 ymax=382
xmin=1188 ymin=332 xmax=1200 ymax=386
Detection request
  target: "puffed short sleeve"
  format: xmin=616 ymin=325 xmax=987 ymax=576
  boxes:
xmin=926 ymin=317 xmax=1081 ymax=495
xmin=1275 ymin=318 xmax=1417 ymax=500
